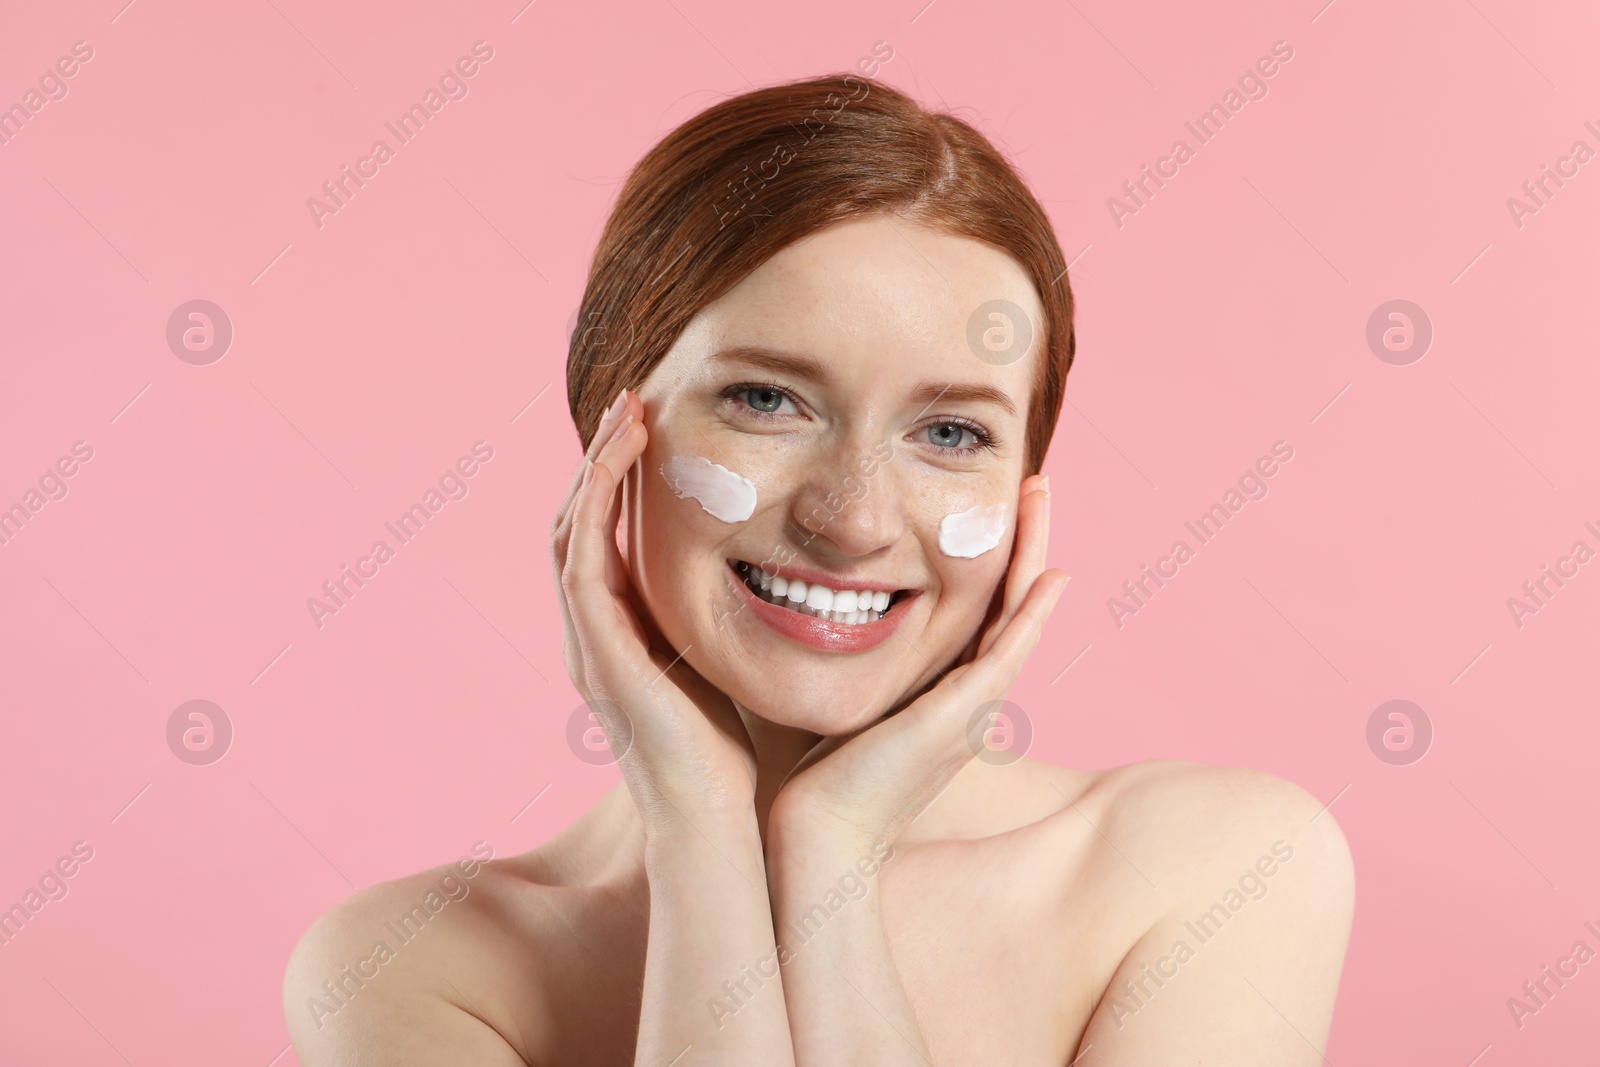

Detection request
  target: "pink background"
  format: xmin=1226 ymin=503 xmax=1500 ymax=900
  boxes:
xmin=2 ymin=0 xmax=1597 ymax=1062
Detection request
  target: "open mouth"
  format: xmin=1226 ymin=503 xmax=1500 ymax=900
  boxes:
xmin=731 ymin=560 xmax=906 ymax=626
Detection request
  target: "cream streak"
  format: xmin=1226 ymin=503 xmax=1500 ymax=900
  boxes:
xmin=660 ymin=455 xmax=757 ymax=523
xmin=939 ymin=502 xmax=1009 ymax=558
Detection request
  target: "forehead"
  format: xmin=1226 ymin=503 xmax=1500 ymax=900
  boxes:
xmin=666 ymin=215 xmax=1044 ymax=390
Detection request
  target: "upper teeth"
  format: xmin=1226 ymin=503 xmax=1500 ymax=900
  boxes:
xmin=736 ymin=562 xmax=892 ymax=625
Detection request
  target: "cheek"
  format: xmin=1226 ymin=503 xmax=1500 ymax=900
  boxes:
xmin=896 ymin=483 xmax=1015 ymax=619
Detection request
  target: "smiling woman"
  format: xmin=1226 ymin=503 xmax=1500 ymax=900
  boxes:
xmin=284 ymin=73 xmax=1354 ymax=1067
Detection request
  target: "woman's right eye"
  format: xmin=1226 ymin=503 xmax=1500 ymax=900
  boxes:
xmin=739 ymin=387 xmax=794 ymax=415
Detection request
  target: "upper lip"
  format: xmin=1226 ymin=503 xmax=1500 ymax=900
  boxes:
xmin=730 ymin=558 xmax=910 ymax=594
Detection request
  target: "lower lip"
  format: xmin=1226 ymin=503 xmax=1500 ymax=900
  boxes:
xmin=724 ymin=562 xmax=914 ymax=653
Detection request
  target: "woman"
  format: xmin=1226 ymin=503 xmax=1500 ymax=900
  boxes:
xmin=284 ymin=73 xmax=1354 ymax=1065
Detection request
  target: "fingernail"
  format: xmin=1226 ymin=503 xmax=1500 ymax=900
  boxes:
xmin=608 ymin=413 xmax=634 ymax=444
xmin=580 ymin=458 xmax=594 ymax=489
xmin=1039 ymin=475 xmax=1051 ymax=495
xmin=604 ymin=388 xmax=628 ymax=422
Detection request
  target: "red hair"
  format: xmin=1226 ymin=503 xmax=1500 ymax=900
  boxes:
xmin=568 ymin=74 xmax=1077 ymax=474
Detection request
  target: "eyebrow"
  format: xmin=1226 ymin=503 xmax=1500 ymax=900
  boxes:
xmin=908 ymin=380 xmax=1017 ymax=418
xmin=709 ymin=345 xmax=830 ymax=383
xmin=710 ymin=345 xmax=1019 ymax=417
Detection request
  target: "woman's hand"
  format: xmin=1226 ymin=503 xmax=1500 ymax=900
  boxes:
xmin=769 ymin=472 xmax=1069 ymax=856
xmin=764 ymin=473 xmax=1066 ymax=1066
xmin=551 ymin=388 xmax=759 ymax=835
xmin=555 ymin=389 xmax=796 ymax=1066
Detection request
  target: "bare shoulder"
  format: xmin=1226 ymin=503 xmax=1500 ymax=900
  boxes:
xmin=1088 ymin=758 xmax=1350 ymax=908
xmin=1010 ymin=756 xmax=1353 ymax=884
xmin=1066 ymin=760 xmax=1356 ymax=1062
xmin=284 ymin=787 xmax=650 ymax=1066
xmin=283 ymin=847 xmax=553 ymax=1067
xmin=1088 ymin=759 xmax=1354 ymax=894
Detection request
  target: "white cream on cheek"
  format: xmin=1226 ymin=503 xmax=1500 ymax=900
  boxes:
xmin=939 ymin=502 xmax=1010 ymax=558
xmin=660 ymin=454 xmax=758 ymax=523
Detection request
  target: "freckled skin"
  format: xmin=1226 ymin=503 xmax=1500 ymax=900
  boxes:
xmin=628 ymin=215 xmax=1041 ymax=735
xmin=284 ymin=216 xmax=1355 ymax=1067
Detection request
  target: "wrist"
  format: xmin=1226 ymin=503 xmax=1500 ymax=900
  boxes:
xmin=642 ymin=804 xmax=765 ymax=880
xmin=766 ymin=820 xmax=898 ymax=897
xmin=767 ymin=837 xmax=895 ymax=967
xmin=627 ymin=771 xmax=757 ymax=842
xmin=766 ymin=791 xmax=891 ymax=862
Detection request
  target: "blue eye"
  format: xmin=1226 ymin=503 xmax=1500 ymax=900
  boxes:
xmin=725 ymin=384 xmax=802 ymax=418
xmin=743 ymin=387 xmax=786 ymax=413
xmin=915 ymin=419 xmax=997 ymax=457
xmin=926 ymin=423 xmax=975 ymax=449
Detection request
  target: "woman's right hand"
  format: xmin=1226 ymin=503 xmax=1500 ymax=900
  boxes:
xmin=550 ymin=388 xmax=758 ymax=836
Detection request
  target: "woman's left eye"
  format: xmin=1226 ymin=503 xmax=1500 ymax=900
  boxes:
xmin=924 ymin=423 xmax=982 ymax=450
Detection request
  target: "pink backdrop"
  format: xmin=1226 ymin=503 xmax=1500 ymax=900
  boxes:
xmin=2 ymin=0 xmax=1597 ymax=1062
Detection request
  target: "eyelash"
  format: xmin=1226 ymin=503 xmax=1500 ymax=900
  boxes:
xmin=718 ymin=381 xmax=998 ymax=457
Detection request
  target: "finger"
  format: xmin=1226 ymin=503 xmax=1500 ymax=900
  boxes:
xmin=964 ymin=568 xmax=1069 ymax=699
xmin=561 ymin=408 xmax=652 ymax=675
xmin=928 ymin=567 xmax=1067 ymax=720
xmin=861 ymin=569 xmax=1065 ymax=776
xmin=564 ymin=409 xmax=645 ymax=594
xmin=793 ymin=564 xmax=1066 ymax=843
xmin=552 ymin=388 xmax=634 ymax=549
xmin=978 ymin=474 xmax=1051 ymax=658
xmin=600 ymin=415 xmax=644 ymax=600
xmin=553 ymin=386 xmax=631 ymax=540
xmin=553 ymin=395 xmax=646 ymax=682
xmin=1003 ymin=476 xmax=1051 ymax=621
xmin=601 ymin=450 xmax=629 ymax=595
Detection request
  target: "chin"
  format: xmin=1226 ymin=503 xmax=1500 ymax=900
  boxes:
xmin=721 ymin=679 xmax=898 ymax=736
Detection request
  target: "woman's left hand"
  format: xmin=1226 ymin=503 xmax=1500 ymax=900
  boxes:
xmin=768 ymin=473 xmax=1069 ymax=859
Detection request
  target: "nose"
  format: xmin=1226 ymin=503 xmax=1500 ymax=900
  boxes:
xmin=785 ymin=439 xmax=904 ymax=559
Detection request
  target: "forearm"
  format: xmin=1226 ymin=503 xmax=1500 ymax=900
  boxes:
xmin=636 ymin=813 xmax=795 ymax=1067
xmin=769 ymin=836 xmax=927 ymax=1066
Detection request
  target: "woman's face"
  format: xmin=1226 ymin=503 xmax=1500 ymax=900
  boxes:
xmin=625 ymin=214 xmax=1046 ymax=735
